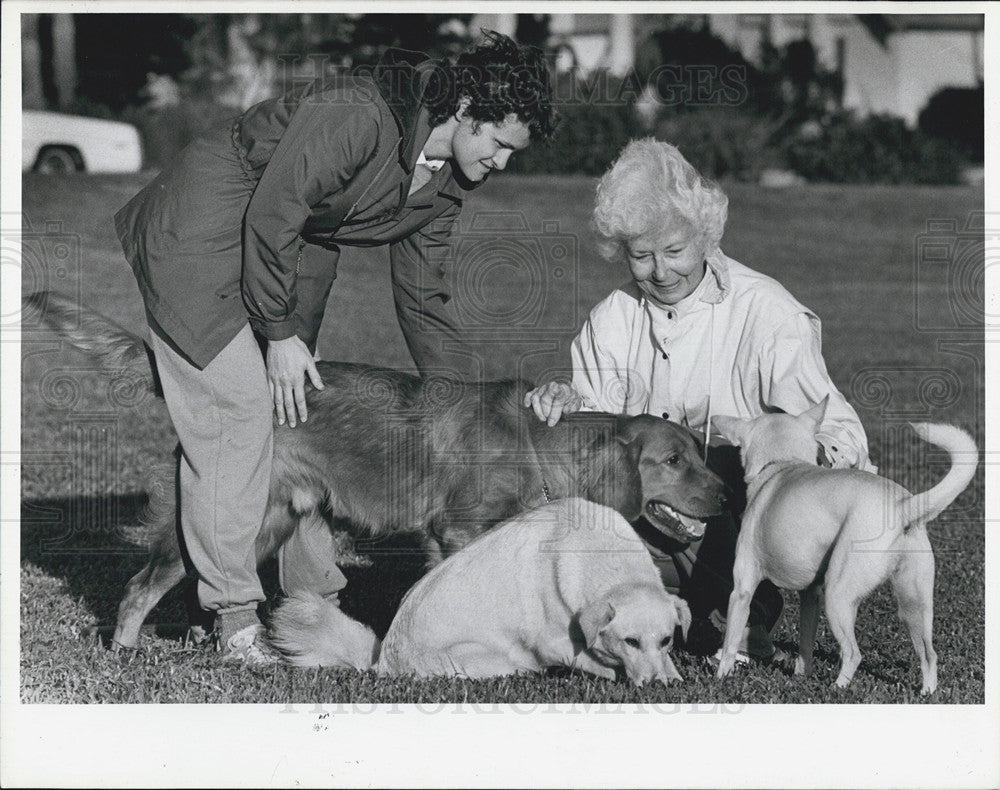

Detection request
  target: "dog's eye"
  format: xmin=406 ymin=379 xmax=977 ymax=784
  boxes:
xmin=666 ymin=454 xmax=680 ymax=466
xmin=660 ymin=636 xmax=673 ymax=650
xmin=624 ymin=637 xmax=641 ymax=649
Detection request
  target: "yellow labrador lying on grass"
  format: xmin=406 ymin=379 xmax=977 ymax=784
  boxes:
xmin=269 ymin=498 xmax=692 ymax=685
xmin=712 ymin=398 xmax=977 ymax=694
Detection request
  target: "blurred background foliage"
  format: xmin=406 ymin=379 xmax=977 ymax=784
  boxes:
xmin=23 ymin=12 xmax=982 ymax=182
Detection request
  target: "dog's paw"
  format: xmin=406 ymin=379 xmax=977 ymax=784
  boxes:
xmin=109 ymin=640 xmax=141 ymax=662
xmin=185 ymin=625 xmax=214 ymax=648
xmin=711 ymin=648 xmax=747 ymax=678
xmin=793 ymin=655 xmax=810 ymax=676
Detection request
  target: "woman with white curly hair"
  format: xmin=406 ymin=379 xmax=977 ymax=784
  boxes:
xmin=525 ymin=138 xmax=873 ymax=661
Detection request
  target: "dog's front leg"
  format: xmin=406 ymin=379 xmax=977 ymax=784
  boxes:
xmin=571 ymin=652 xmax=618 ymax=681
xmin=795 ymin=585 xmax=822 ymax=676
xmin=716 ymin=592 xmax=753 ymax=677
xmin=716 ymin=563 xmax=761 ymax=678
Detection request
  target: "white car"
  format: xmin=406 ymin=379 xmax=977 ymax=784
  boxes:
xmin=22 ymin=110 xmax=143 ymax=173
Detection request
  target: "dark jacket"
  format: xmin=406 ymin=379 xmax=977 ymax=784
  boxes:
xmin=116 ymin=49 xmax=478 ymax=368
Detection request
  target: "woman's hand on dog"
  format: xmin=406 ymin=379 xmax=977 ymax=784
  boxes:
xmin=266 ymin=336 xmax=325 ymax=427
xmin=524 ymin=381 xmax=583 ymax=426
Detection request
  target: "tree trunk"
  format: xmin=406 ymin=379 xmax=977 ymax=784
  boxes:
xmin=219 ymin=14 xmax=275 ymax=110
xmin=21 ymin=14 xmax=45 ymax=109
xmin=51 ymin=13 xmax=76 ymax=109
xmin=606 ymin=14 xmax=635 ymax=77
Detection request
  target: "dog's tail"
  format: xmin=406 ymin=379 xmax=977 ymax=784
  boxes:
xmin=267 ymin=591 xmax=381 ymax=669
xmin=24 ymin=290 xmax=157 ymax=393
xmin=900 ymin=423 xmax=978 ymax=527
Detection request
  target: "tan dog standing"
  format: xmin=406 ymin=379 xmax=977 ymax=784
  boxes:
xmin=712 ymin=399 xmax=976 ymax=694
xmin=270 ymin=498 xmax=692 ymax=685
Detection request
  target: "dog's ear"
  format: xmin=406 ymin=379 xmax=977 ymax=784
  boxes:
xmin=572 ymin=421 xmax=642 ymax=518
xmin=578 ymin=599 xmax=616 ymax=648
xmin=616 ymin=432 xmax=639 ymax=450
xmin=613 ymin=417 xmax=642 ymax=453
xmin=798 ymin=395 xmax=830 ymax=431
xmin=683 ymin=426 xmax=706 ymax=455
xmin=711 ymin=415 xmax=746 ymax=446
xmin=576 ymin=419 xmax=636 ymax=465
xmin=673 ymin=598 xmax=692 ymax=642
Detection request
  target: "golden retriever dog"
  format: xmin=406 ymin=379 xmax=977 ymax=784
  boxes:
xmin=26 ymin=291 xmax=726 ymax=650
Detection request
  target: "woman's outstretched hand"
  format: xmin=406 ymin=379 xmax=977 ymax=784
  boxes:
xmin=266 ymin=335 xmax=324 ymax=427
xmin=524 ymin=381 xmax=583 ymax=426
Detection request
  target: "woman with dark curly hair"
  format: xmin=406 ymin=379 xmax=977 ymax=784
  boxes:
xmin=115 ymin=30 xmax=556 ymax=666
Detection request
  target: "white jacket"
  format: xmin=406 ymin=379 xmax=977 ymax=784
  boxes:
xmin=571 ymin=249 xmax=874 ymax=471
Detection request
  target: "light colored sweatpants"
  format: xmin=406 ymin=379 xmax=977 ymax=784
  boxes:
xmin=149 ymin=324 xmax=272 ymax=615
xmin=149 ymin=323 xmax=348 ymax=616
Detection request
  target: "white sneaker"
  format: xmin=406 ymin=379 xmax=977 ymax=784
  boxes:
xmin=222 ymin=623 xmax=280 ymax=669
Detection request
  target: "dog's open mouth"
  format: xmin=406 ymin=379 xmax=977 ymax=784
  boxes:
xmin=645 ymin=501 xmax=707 ymax=541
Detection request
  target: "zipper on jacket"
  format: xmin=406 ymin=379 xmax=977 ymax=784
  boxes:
xmin=343 ymin=151 xmax=398 ymax=224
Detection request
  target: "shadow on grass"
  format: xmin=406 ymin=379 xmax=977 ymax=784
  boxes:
xmin=21 ymin=494 xmax=154 ymax=627
xmin=21 ymin=495 xmax=430 ymax=642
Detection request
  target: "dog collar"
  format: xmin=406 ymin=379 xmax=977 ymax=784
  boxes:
xmin=523 ymin=419 xmax=553 ymax=505
xmin=750 ymin=458 xmax=801 ymax=482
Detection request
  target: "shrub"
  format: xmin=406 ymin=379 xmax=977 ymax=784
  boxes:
xmin=918 ymin=85 xmax=984 ymax=163
xmin=652 ymin=108 xmax=783 ymax=181
xmin=638 ymin=26 xmax=842 ymax=125
xmin=506 ymin=71 xmax=644 ymax=176
xmin=63 ymin=96 xmax=120 ymax=121
xmin=120 ymin=101 xmax=236 ymax=170
xmin=60 ymin=97 xmax=235 ymax=171
xmin=782 ymin=112 xmax=964 ymax=184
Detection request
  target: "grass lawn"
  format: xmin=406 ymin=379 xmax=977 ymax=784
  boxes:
xmin=17 ymin=172 xmax=984 ymax=705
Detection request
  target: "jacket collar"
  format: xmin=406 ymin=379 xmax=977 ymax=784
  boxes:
xmin=374 ymin=48 xmax=441 ymax=173
xmin=702 ymin=247 xmax=730 ymax=304
xmin=374 ymin=48 xmax=484 ymax=196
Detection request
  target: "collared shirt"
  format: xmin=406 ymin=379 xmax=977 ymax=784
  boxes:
xmin=417 ymin=151 xmax=445 ymax=171
xmin=408 ymin=150 xmax=445 ymax=195
xmin=571 ymin=249 xmax=875 ymax=471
